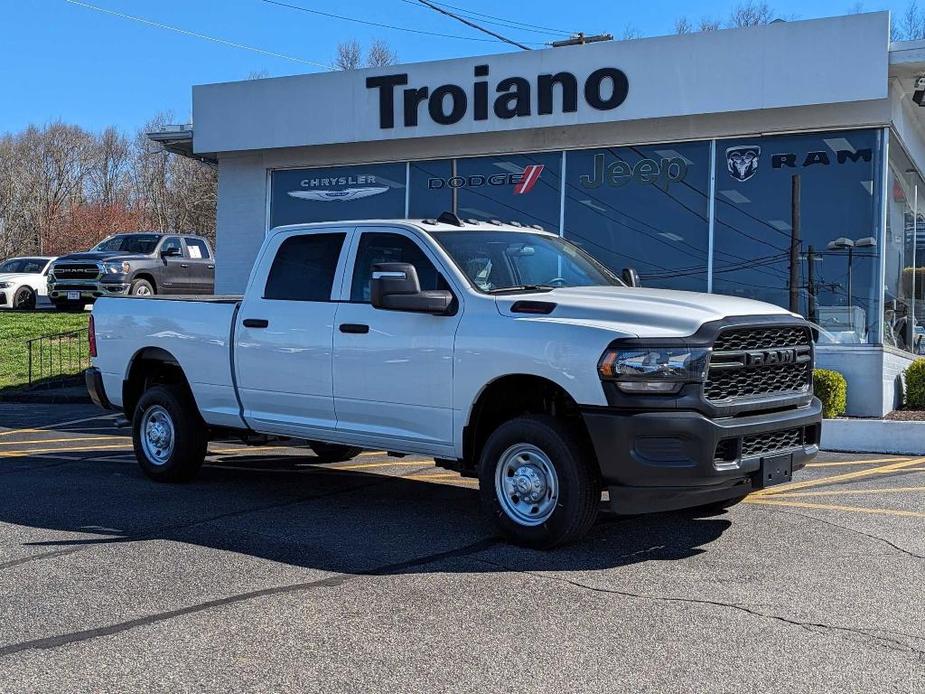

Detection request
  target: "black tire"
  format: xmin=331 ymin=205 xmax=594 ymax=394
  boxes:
xmin=12 ymin=286 xmax=36 ymax=310
xmin=132 ymin=384 xmax=208 ymax=482
xmin=478 ymin=415 xmax=600 ymax=549
xmin=308 ymin=441 xmax=363 ymax=463
xmin=692 ymin=494 xmax=748 ymax=515
xmin=130 ymin=278 xmax=155 ymax=297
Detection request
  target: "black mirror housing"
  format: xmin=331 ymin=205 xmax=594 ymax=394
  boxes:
xmin=161 ymin=246 xmax=182 ymax=258
xmin=370 ymin=262 xmax=453 ymax=314
xmin=622 ymin=267 xmax=641 ymax=287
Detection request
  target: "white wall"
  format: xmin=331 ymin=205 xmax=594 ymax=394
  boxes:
xmin=215 ymin=154 xmax=267 ymax=294
xmin=816 ymin=345 xmax=916 ymax=416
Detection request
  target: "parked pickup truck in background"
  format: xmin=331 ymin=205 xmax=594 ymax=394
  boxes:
xmin=86 ymin=215 xmax=822 ymax=547
xmin=48 ymin=232 xmax=214 ymax=310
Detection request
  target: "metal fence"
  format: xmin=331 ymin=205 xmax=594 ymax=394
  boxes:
xmin=26 ymin=328 xmax=90 ymax=387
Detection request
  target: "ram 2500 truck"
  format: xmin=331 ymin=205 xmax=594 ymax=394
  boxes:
xmin=86 ymin=216 xmax=822 ymax=547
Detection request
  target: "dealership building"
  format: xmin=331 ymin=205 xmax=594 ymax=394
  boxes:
xmin=154 ymin=11 xmax=925 ymax=417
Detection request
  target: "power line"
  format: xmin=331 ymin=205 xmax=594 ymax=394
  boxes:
xmin=414 ymin=0 xmax=531 ymax=49
xmin=260 ymin=0 xmax=543 ymax=46
xmin=397 ymin=0 xmax=571 ymax=38
xmin=63 ymin=0 xmax=332 ymax=69
xmin=409 ymin=0 xmax=579 ymax=36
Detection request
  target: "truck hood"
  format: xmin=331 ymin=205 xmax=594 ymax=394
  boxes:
xmin=495 ymin=286 xmax=795 ymax=339
xmin=53 ymin=251 xmax=148 ymax=263
xmin=0 ymin=272 xmax=40 ymax=283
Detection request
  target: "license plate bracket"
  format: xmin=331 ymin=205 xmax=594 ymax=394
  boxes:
xmin=757 ymin=452 xmax=793 ymax=488
xmin=67 ymin=291 xmax=80 ymax=301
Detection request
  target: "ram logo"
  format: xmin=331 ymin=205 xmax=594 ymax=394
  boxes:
xmin=726 ymin=145 xmax=761 ymax=182
xmin=744 ymin=348 xmax=797 ymax=368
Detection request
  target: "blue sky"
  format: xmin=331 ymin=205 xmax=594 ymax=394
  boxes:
xmin=0 ymin=0 xmax=907 ymax=134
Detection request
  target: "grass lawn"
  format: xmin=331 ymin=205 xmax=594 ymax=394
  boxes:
xmin=0 ymin=311 xmax=90 ymax=390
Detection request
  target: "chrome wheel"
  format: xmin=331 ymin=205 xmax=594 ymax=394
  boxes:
xmin=133 ymin=284 xmax=152 ymax=296
xmin=140 ymin=405 xmax=175 ymax=466
xmin=494 ymin=443 xmax=559 ymax=526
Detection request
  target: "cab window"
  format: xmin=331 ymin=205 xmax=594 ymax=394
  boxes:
xmin=184 ymin=238 xmax=211 ymax=260
xmin=350 ymin=232 xmax=445 ymax=303
xmin=161 ymin=237 xmax=184 ymax=256
xmin=264 ymin=232 xmax=346 ymax=302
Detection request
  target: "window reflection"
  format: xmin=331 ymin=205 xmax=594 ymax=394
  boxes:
xmin=713 ymin=130 xmax=881 ymax=344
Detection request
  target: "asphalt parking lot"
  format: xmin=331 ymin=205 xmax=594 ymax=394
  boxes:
xmin=0 ymin=403 xmax=922 ymax=693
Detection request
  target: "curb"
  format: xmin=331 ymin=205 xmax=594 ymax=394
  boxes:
xmin=821 ymin=418 xmax=925 ymax=455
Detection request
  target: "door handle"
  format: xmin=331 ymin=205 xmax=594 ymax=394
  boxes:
xmin=339 ymin=323 xmax=369 ymax=334
xmin=180 ymin=263 xmax=189 ymax=268
xmin=243 ymin=318 xmax=269 ymax=328
xmin=208 ymin=265 xmax=214 ymax=270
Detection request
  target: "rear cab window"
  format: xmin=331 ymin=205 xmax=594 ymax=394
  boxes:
xmin=264 ymin=232 xmax=347 ymax=302
xmin=184 ymin=238 xmax=211 ymax=260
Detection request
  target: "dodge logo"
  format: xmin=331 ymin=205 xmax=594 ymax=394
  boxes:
xmin=744 ymin=348 xmax=797 ymax=368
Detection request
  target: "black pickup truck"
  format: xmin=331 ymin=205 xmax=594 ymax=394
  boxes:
xmin=48 ymin=232 xmax=214 ymax=310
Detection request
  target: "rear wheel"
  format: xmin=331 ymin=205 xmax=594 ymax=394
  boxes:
xmin=478 ymin=415 xmax=600 ymax=549
xmin=308 ymin=441 xmax=363 ymax=463
xmin=12 ymin=286 xmax=36 ymax=310
xmin=130 ymin=278 xmax=155 ymax=296
xmin=132 ymin=384 xmax=207 ymax=482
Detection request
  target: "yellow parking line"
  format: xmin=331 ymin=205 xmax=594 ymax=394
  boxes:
xmin=333 ymin=460 xmax=433 ymax=470
xmin=770 ymin=486 xmax=925 ymax=498
xmin=0 ymin=428 xmax=44 ymax=438
xmin=751 ymin=456 xmax=925 ymax=497
xmin=0 ymin=435 xmax=124 ymax=447
xmin=807 ymin=457 xmax=910 ymax=467
xmin=745 ymin=497 xmax=925 ymax=518
xmin=0 ymin=443 xmax=132 ymax=458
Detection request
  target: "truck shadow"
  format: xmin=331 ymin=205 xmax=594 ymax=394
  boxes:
xmin=1 ymin=453 xmax=732 ymax=575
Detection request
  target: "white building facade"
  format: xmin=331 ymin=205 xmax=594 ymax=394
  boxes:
xmin=165 ymin=11 xmax=925 ymax=417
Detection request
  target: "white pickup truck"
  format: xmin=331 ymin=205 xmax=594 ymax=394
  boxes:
xmin=87 ymin=214 xmax=822 ymax=547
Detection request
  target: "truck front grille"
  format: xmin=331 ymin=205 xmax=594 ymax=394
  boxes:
xmin=705 ymin=325 xmax=813 ymax=403
xmin=53 ymin=263 xmax=100 ymax=280
xmin=741 ymin=427 xmax=803 ymax=457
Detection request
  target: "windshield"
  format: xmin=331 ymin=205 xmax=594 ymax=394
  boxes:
xmin=92 ymin=234 xmax=160 ymax=254
xmin=0 ymin=258 xmax=48 ymax=274
xmin=432 ymin=230 xmax=622 ymax=293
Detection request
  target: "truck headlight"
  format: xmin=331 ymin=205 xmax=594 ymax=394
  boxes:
xmin=0 ymin=281 xmax=11 ymax=289
xmin=103 ymin=261 xmax=130 ymax=275
xmin=598 ymin=346 xmax=710 ymax=394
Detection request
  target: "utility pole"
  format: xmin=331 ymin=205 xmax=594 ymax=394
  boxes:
xmin=789 ymin=174 xmax=801 ymax=314
xmin=805 ymin=245 xmax=818 ymax=324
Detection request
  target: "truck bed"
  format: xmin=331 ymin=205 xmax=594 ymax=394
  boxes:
xmin=92 ymin=295 xmax=245 ymax=429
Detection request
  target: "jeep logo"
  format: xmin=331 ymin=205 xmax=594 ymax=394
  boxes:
xmin=744 ymin=349 xmax=798 ymax=368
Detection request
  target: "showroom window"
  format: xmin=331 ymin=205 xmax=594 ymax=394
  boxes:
xmin=884 ymin=137 xmax=925 ymax=354
xmin=269 ymin=163 xmax=406 ymax=228
xmin=562 ymin=141 xmax=711 ymax=292
xmin=712 ymin=129 xmax=882 ymax=344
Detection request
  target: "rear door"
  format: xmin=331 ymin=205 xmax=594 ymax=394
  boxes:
xmin=234 ymin=227 xmax=352 ymax=436
xmin=182 ymin=237 xmax=215 ymax=295
xmin=157 ymin=236 xmax=189 ymax=294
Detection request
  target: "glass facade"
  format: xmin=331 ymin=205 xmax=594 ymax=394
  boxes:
xmin=268 ymin=127 xmax=905 ymax=350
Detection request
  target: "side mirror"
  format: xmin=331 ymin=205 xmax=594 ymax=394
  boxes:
xmin=370 ymin=262 xmax=453 ymax=314
xmin=161 ymin=246 xmax=181 ymax=258
xmin=621 ymin=267 xmax=641 ymax=287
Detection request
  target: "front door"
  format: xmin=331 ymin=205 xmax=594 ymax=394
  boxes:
xmin=157 ymin=236 xmax=189 ymax=293
xmin=332 ymin=228 xmax=462 ymax=448
xmin=235 ymin=229 xmax=351 ymax=437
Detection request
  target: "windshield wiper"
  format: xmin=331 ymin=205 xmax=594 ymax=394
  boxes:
xmin=488 ymin=284 xmax=557 ymax=294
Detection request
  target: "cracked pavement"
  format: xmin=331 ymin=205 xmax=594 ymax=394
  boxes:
xmin=0 ymin=404 xmax=923 ymax=693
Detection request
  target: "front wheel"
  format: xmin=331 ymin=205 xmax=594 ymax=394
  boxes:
xmin=130 ymin=278 xmax=155 ymax=296
xmin=132 ymin=385 xmax=208 ymax=482
xmin=478 ymin=415 xmax=600 ymax=549
xmin=12 ymin=286 xmax=36 ymax=310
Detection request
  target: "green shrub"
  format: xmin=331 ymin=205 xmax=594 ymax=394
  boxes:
xmin=813 ymin=369 xmax=847 ymax=419
xmin=904 ymin=359 xmax=925 ymax=409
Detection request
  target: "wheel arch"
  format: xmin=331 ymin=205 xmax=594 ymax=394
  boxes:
xmin=131 ymin=272 xmax=157 ymax=293
xmin=462 ymin=373 xmax=595 ymax=471
xmin=122 ymin=346 xmax=197 ymax=417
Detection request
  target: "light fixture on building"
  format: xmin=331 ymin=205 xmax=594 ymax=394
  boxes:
xmin=826 ymin=236 xmax=877 ymax=329
xmin=913 ymin=75 xmax=925 ymax=107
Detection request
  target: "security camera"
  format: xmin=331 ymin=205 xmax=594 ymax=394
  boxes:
xmin=913 ymin=76 xmax=925 ymax=106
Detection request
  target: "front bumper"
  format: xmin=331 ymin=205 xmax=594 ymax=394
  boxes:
xmin=85 ymin=367 xmax=115 ymax=410
xmin=49 ymin=279 xmax=130 ymax=303
xmin=582 ymin=398 xmax=822 ymax=514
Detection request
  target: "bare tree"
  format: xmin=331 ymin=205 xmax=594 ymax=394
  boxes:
xmin=334 ymin=40 xmax=362 ymax=70
xmin=247 ymin=69 xmax=271 ymax=80
xmin=366 ymin=39 xmax=397 ymax=67
xmin=896 ymin=0 xmax=925 ymax=40
xmin=620 ymin=25 xmax=641 ymax=40
xmin=728 ymin=1 xmax=774 ymax=27
xmin=699 ymin=17 xmax=722 ymax=31
xmin=674 ymin=16 xmax=692 ymax=34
